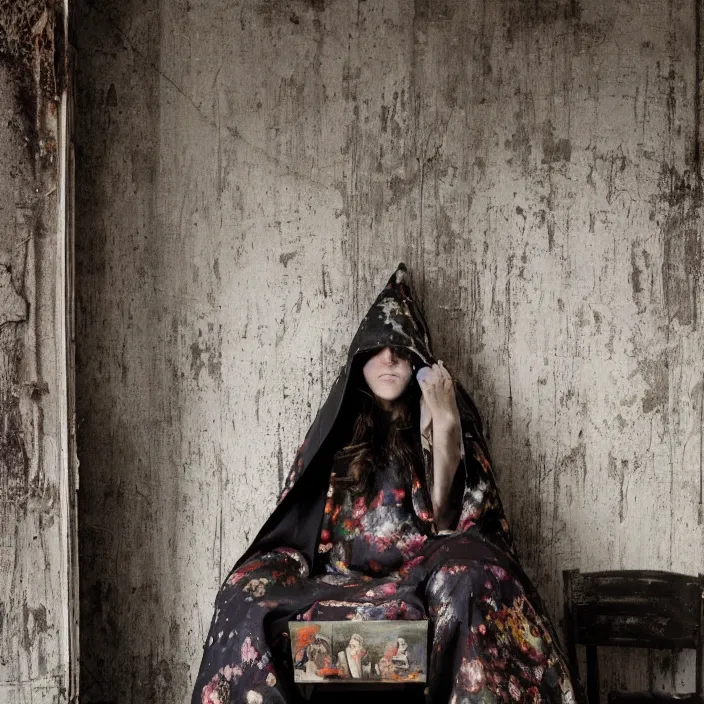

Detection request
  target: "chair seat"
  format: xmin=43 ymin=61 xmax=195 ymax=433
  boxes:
xmin=608 ymin=693 xmax=703 ymax=704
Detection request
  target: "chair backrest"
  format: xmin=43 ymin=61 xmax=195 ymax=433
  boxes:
xmin=563 ymin=570 xmax=704 ymax=704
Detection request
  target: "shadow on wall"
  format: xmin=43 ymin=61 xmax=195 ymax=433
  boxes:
xmin=74 ymin=0 xmax=190 ymax=701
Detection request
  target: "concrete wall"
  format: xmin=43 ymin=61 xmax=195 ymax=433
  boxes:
xmin=75 ymin=0 xmax=704 ymax=701
xmin=0 ymin=9 xmax=74 ymax=700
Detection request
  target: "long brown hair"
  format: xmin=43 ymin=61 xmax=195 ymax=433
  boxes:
xmin=334 ymin=353 xmax=422 ymax=501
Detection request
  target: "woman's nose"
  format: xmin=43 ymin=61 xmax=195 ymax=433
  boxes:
xmin=379 ymin=347 xmax=396 ymax=363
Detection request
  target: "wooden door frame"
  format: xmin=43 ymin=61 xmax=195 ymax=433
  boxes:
xmin=57 ymin=0 xmax=79 ymax=699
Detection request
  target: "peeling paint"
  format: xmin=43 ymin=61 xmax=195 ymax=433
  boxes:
xmin=559 ymin=442 xmax=587 ymax=486
xmin=662 ymin=205 xmax=700 ymax=327
xmin=0 ymin=267 xmax=27 ymax=327
xmin=633 ymin=354 xmax=669 ymax=415
xmin=190 ymin=324 xmax=223 ymax=384
xmin=21 ymin=601 xmax=49 ymax=652
xmin=542 ymin=124 xmax=572 ymax=164
xmin=279 ymin=251 xmax=297 ymax=267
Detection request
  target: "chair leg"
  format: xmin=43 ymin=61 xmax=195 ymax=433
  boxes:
xmin=586 ymin=646 xmax=600 ymax=704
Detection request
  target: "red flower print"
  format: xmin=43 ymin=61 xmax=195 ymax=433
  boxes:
xmin=458 ymin=658 xmax=486 ymax=693
xmin=241 ymin=637 xmax=258 ymax=664
xmin=371 ymin=534 xmax=392 ymax=551
xmin=488 ymin=565 xmax=509 ymax=581
xmin=398 ymin=555 xmax=425 ymax=578
xmin=222 ymin=665 xmax=242 ymax=681
xmin=399 ymin=533 xmax=427 ymax=557
xmin=509 ymin=675 xmax=522 ymax=701
xmin=369 ymin=491 xmax=384 ymax=510
xmin=527 ymin=686 xmax=541 ymax=704
xmin=227 ymin=560 xmax=263 ymax=586
xmin=352 ymin=496 xmax=367 ymax=520
xmin=446 ymin=564 xmax=469 ymax=575
xmin=366 ymin=581 xmax=399 ymax=599
xmin=458 ymin=516 xmax=477 ymax=531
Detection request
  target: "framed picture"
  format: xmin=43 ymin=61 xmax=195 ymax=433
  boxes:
xmin=289 ymin=620 xmax=428 ymax=684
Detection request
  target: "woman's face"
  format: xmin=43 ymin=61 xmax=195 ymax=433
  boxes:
xmin=362 ymin=346 xmax=413 ymax=404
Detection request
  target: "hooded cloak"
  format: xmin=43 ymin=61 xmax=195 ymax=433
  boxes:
xmin=232 ymin=262 xmax=513 ymax=578
xmin=193 ymin=263 xmax=583 ymax=704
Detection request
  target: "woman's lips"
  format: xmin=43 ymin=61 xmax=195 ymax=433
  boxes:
xmin=378 ymin=374 xmax=397 ymax=381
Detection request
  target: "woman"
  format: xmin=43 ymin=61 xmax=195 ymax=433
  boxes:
xmin=193 ymin=264 xmax=582 ymax=704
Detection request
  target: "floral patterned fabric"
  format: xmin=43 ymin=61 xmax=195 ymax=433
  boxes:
xmin=315 ymin=441 xmax=432 ymax=577
xmin=192 ymin=449 xmax=581 ymax=704
xmin=191 ymin=264 xmax=583 ymax=704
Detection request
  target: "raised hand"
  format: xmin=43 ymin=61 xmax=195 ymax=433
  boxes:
xmin=416 ymin=360 xmax=460 ymax=429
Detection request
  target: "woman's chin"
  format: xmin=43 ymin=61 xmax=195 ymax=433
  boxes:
xmin=372 ymin=391 xmax=404 ymax=404
xmin=369 ymin=380 xmax=411 ymax=401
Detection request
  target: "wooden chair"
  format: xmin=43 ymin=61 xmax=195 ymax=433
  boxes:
xmin=563 ymin=570 xmax=704 ymax=704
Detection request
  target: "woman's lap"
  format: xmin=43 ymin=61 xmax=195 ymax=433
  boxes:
xmin=195 ymin=535 xmax=578 ymax=704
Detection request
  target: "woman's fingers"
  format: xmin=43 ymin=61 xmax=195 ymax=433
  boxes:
xmin=419 ymin=367 xmax=451 ymax=401
xmin=430 ymin=361 xmax=455 ymax=403
xmin=425 ymin=361 xmax=451 ymax=384
xmin=418 ymin=361 xmax=454 ymax=402
xmin=437 ymin=360 xmax=452 ymax=381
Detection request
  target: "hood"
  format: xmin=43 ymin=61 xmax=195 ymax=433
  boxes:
xmin=346 ymin=263 xmax=433 ymax=367
xmin=231 ymin=263 xmax=511 ymax=576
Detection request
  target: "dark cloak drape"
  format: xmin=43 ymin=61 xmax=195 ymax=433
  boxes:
xmin=192 ymin=263 xmax=584 ymax=704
